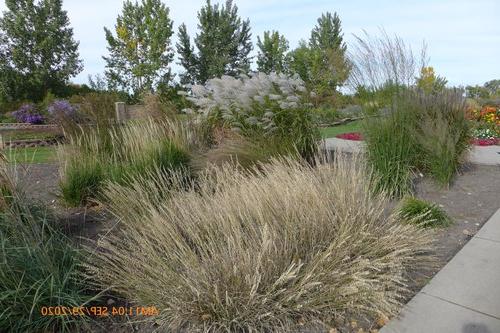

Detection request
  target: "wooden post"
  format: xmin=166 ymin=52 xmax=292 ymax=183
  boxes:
xmin=115 ymin=102 xmax=127 ymax=123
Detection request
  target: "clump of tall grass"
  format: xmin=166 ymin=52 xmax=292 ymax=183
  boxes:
xmin=397 ymin=196 xmax=451 ymax=228
xmin=86 ymin=153 xmax=434 ymax=332
xmin=58 ymin=119 xmax=191 ymax=206
xmin=185 ymin=72 xmax=320 ymax=163
xmin=0 ymin=161 xmax=95 ymax=332
xmin=351 ymin=31 xmax=470 ymax=196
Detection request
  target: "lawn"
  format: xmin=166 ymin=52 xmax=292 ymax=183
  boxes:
xmin=4 ymin=146 xmax=56 ymax=164
xmin=320 ymin=120 xmax=363 ymax=138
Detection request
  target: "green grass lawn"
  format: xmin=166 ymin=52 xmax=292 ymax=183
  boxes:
xmin=4 ymin=146 xmax=57 ymax=164
xmin=320 ymin=120 xmax=363 ymax=138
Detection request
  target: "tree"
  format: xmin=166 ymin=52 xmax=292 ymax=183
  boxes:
xmin=0 ymin=0 xmax=82 ymax=101
xmin=288 ymin=12 xmax=350 ymax=98
xmin=416 ymin=66 xmax=447 ymax=94
xmin=256 ymin=30 xmax=289 ymax=74
xmin=176 ymin=0 xmax=252 ymax=85
xmin=103 ymin=0 xmax=174 ymax=96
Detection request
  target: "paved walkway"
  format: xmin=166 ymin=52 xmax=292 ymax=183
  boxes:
xmin=322 ymin=138 xmax=500 ymax=165
xmin=381 ymin=208 xmax=500 ymax=333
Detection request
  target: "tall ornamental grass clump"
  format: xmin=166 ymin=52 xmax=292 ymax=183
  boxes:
xmin=363 ymin=90 xmax=471 ymax=196
xmin=58 ymin=119 xmax=191 ymax=206
xmin=86 ymin=153 xmax=434 ymax=332
xmin=185 ymin=72 xmax=320 ymax=163
xmin=350 ymin=31 xmax=471 ymax=196
xmin=0 ymin=162 xmax=95 ymax=332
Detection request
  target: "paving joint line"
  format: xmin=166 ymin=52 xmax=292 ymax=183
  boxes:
xmin=473 ymin=236 xmax=500 ymax=244
xmin=420 ymin=291 xmax=500 ymax=321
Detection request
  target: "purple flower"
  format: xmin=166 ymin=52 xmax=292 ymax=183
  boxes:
xmin=12 ymin=104 xmax=44 ymax=124
xmin=47 ymin=100 xmax=77 ymax=118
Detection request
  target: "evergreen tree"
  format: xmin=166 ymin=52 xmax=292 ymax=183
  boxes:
xmin=176 ymin=0 xmax=252 ymax=84
xmin=0 ymin=0 xmax=82 ymax=101
xmin=310 ymin=12 xmax=347 ymax=53
xmin=103 ymin=0 xmax=174 ymax=96
xmin=256 ymin=30 xmax=289 ymax=74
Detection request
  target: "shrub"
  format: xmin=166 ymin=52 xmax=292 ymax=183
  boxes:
xmin=185 ymin=72 xmax=320 ymax=161
xmin=397 ymin=197 xmax=451 ymax=227
xmin=11 ymin=103 xmax=44 ymax=124
xmin=58 ymin=119 xmax=191 ymax=206
xmin=0 ymin=163 xmax=95 ymax=332
xmin=86 ymin=154 xmax=434 ymax=332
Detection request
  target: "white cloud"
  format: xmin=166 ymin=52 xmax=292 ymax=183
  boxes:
xmin=0 ymin=0 xmax=498 ymax=86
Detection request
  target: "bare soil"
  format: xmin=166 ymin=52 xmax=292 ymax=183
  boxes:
xmin=14 ymin=162 xmax=500 ymax=333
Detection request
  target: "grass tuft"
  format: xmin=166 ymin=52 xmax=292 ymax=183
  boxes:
xmin=85 ymin=153 xmax=435 ymax=332
xmin=397 ymin=196 xmax=452 ymax=228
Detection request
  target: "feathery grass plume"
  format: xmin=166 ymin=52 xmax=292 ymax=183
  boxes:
xmin=397 ymin=196 xmax=452 ymax=228
xmin=0 ymin=161 xmax=97 ymax=332
xmin=86 ymin=152 xmax=435 ymax=332
xmin=185 ymin=72 xmax=319 ymax=161
xmin=58 ymin=119 xmax=191 ymax=206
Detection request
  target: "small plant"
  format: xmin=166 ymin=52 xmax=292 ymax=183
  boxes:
xmin=47 ymin=99 xmax=78 ymax=120
xmin=0 ymin=163 xmax=95 ymax=332
xmin=11 ymin=103 xmax=44 ymax=124
xmin=397 ymin=196 xmax=451 ymax=227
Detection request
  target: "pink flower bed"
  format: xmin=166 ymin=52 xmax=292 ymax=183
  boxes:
xmin=336 ymin=132 xmax=364 ymax=141
xmin=471 ymin=138 xmax=499 ymax=146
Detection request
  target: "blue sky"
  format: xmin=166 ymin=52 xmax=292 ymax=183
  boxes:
xmin=1 ymin=0 xmax=499 ymax=86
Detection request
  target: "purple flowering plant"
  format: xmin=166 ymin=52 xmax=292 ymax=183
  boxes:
xmin=12 ymin=104 xmax=44 ymax=124
xmin=47 ymin=100 xmax=77 ymax=119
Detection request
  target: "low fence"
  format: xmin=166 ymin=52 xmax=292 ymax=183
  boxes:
xmin=0 ymin=123 xmax=63 ymax=149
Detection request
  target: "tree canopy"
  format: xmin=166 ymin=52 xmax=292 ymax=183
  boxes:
xmin=176 ymin=0 xmax=252 ymax=85
xmin=103 ymin=0 xmax=175 ymax=96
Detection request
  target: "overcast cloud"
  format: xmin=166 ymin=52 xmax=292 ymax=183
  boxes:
xmin=1 ymin=0 xmax=498 ymax=86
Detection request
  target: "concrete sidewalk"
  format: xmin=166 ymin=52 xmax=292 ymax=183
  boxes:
xmin=322 ymin=138 xmax=500 ymax=166
xmin=381 ymin=208 xmax=500 ymax=333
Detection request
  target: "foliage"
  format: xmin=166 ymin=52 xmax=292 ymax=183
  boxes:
xmin=47 ymin=99 xmax=79 ymax=127
xmin=176 ymin=0 xmax=252 ymax=84
xmin=320 ymin=120 xmax=363 ymax=138
xmin=0 ymin=162 xmax=95 ymax=332
xmin=364 ymin=90 xmax=471 ymax=196
xmin=58 ymin=119 xmax=191 ymax=206
xmin=416 ymin=66 xmax=447 ymax=94
xmin=11 ymin=103 xmax=44 ymax=124
xmin=256 ymin=30 xmax=289 ymax=74
xmin=185 ymin=72 xmax=319 ymax=160
xmin=103 ymin=0 xmax=175 ymax=96
xmin=397 ymin=196 xmax=451 ymax=228
xmin=288 ymin=12 xmax=350 ymax=100
xmin=86 ymin=154 xmax=434 ymax=332
xmin=0 ymin=0 xmax=82 ymax=102
xmin=349 ymin=29 xmax=427 ymax=92
xmin=311 ymin=106 xmax=339 ymax=124
xmin=466 ymin=79 xmax=500 ymax=99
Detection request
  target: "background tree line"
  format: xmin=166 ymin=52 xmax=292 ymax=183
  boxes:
xmin=0 ymin=0 xmax=352 ymax=109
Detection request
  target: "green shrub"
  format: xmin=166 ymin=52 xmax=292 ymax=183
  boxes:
xmin=0 ymin=164 xmax=95 ymax=332
xmin=397 ymin=196 xmax=451 ymax=227
xmin=86 ymin=154 xmax=434 ymax=332
xmin=58 ymin=119 xmax=191 ymax=206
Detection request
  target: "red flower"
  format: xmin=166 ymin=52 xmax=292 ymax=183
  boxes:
xmin=336 ymin=132 xmax=364 ymax=141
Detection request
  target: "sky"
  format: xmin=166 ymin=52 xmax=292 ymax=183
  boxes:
xmin=1 ymin=0 xmax=499 ymax=87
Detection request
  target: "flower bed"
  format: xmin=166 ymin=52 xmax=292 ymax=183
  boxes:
xmin=335 ymin=132 xmax=364 ymax=141
xmin=471 ymin=138 xmax=499 ymax=146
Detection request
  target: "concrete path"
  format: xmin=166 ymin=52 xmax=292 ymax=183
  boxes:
xmin=381 ymin=208 xmax=500 ymax=333
xmin=322 ymin=138 xmax=500 ymax=166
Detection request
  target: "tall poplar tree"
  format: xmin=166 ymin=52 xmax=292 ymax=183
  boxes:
xmin=0 ymin=0 xmax=82 ymax=101
xmin=256 ymin=30 xmax=289 ymax=74
xmin=288 ymin=12 xmax=350 ymax=97
xmin=103 ymin=0 xmax=174 ymax=96
xmin=176 ymin=0 xmax=252 ymax=85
